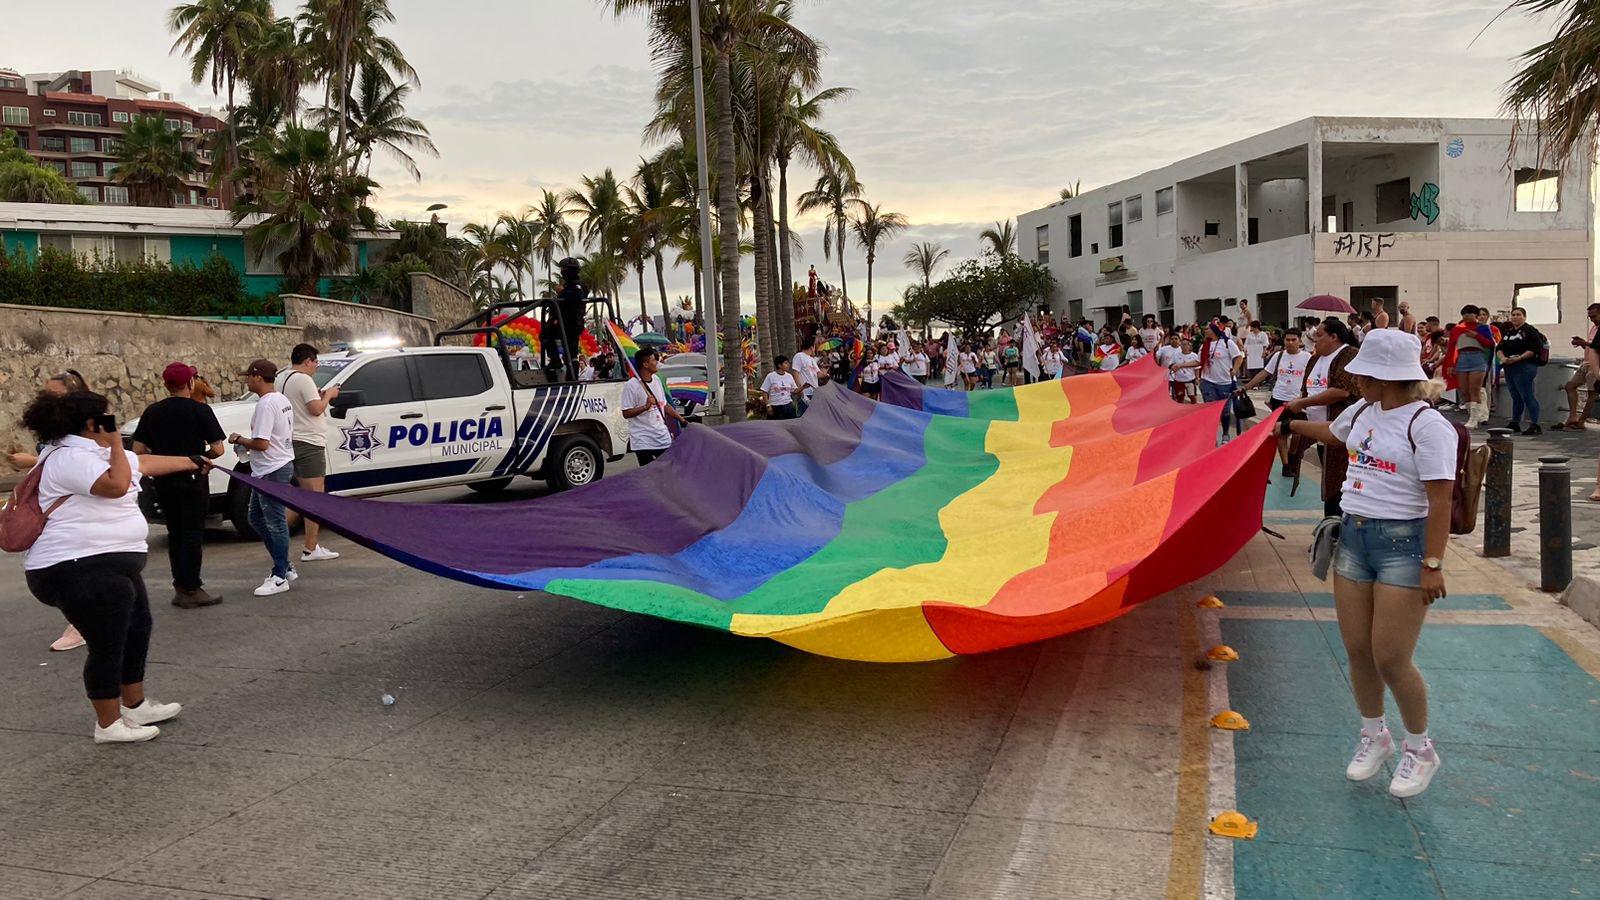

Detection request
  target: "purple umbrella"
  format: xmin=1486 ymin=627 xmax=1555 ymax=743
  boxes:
xmin=1297 ymin=294 xmax=1356 ymax=315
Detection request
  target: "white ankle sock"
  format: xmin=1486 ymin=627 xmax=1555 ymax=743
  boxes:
xmin=1361 ymin=716 xmax=1387 ymax=737
xmin=1403 ymin=730 xmax=1430 ymax=751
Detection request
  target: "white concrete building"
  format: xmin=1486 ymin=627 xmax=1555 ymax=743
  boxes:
xmin=1017 ymin=117 xmax=1594 ymax=340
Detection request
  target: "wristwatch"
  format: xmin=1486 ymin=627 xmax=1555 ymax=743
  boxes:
xmin=1422 ymin=558 xmax=1443 ymax=572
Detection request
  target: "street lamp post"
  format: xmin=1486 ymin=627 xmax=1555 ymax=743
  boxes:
xmin=688 ymin=0 xmax=721 ymax=418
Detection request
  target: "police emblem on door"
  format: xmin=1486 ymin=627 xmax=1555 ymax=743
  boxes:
xmin=337 ymin=418 xmax=379 ymax=461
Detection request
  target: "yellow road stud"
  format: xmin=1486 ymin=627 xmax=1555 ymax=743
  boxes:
xmin=1205 ymin=645 xmax=1239 ymax=662
xmin=1208 ymin=811 xmax=1258 ymax=840
xmin=1196 ymin=595 xmax=1225 ymax=608
xmin=1209 ymin=710 xmax=1250 ymax=731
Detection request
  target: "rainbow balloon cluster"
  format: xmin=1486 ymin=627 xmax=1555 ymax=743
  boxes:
xmin=474 ymin=313 xmax=603 ymax=360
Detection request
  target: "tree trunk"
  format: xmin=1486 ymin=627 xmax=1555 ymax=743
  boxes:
xmin=692 ymin=261 xmax=703 ymax=328
xmin=836 ymin=213 xmax=849 ymax=321
xmin=335 ymin=37 xmax=351 ymax=158
xmin=865 ymin=255 xmax=874 ymax=335
xmin=648 ymin=249 xmax=665 ymax=326
xmin=637 ymin=263 xmax=648 ymax=322
xmin=777 ymin=156 xmax=796 ymax=356
xmin=751 ymin=169 xmax=774 ymax=380
xmin=713 ymin=50 xmax=746 ymax=421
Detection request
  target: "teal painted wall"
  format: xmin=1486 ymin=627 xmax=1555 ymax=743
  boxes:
xmin=2 ymin=230 xmax=39 ymax=259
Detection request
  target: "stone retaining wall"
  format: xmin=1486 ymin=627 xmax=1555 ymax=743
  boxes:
xmin=0 ymin=295 xmax=443 ymax=475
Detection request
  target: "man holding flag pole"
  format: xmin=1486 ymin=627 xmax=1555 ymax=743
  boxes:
xmin=610 ymin=321 xmax=689 ymax=466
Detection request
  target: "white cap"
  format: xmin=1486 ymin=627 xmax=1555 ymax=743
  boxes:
xmin=1345 ymin=328 xmax=1428 ymax=382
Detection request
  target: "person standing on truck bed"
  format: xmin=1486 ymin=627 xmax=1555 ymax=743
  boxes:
xmin=129 ymin=362 xmax=227 ymax=609
xmin=230 ymin=360 xmax=297 ymax=597
xmin=622 ymin=347 xmax=688 ymax=466
xmin=275 ymin=344 xmax=341 ymax=563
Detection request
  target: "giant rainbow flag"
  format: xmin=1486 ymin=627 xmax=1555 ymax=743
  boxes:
xmin=230 ymin=355 xmax=1280 ymax=662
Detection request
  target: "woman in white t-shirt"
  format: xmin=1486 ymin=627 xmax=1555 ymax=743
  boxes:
xmin=21 ymin=391 xmax=205 ymax=743
xmin=903 ymin=348 xmax=930 ymax=384
xmin=1125 ymin=334 xmax=1149 ymax=364
xmin=761 ymin=355 xmax=801 ymax=419
xmin=1039 ymin=343 xmax=1065 ymax=379
xmin=1289 ymin=330 xmax=1456 ymax=800
xmin=957 ymin=344 xmax=979 ymax=392
xmin=1170 ymin=339 xmax=1202 ymax=403
xmin=1200 ymin=323 xmax=1245 ymax=439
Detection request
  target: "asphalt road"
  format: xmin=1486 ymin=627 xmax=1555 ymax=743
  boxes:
xmin=0 ymin=457 xmax=1191 ymax=900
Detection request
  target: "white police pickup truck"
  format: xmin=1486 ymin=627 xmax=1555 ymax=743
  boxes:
xmin=128 ymin=343 xmax=629 ymax=538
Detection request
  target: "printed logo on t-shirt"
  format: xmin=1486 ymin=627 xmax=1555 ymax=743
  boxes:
xmin=1347 ymin=429 xmax=1398 ymax=475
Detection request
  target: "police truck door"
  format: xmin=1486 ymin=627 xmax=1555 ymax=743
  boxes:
xmin=325 ymin=355 xmax=432 ymax=494
xmin=414 ymin=352 xmax=515 ymax=481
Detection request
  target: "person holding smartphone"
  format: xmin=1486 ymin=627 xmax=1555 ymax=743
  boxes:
xmin=21 ymin=390 xmax=204 ymax=743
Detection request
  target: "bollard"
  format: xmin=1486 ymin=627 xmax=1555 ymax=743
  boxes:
xmin=1483 ymin=429 xmax=1514 ymax=558
xmin=1538 ymin=456 xmax=1572 ymax=593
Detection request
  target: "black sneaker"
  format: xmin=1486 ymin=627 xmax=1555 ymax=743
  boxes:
xmin=1524 ymin=424 xmax=1543 ymax=436
xmin=1507 ymin=422 xmax=1523 ymax=434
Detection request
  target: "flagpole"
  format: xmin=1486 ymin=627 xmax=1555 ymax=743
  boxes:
xmin=689 ymin=0 xmax=721 ymax=418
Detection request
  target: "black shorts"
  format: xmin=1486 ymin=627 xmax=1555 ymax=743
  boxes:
xmin=635 ymin=448 xmax=668 ymax=466
xmin=862 ymin=381 xmax=881 ymax=395
xmin=1268 ymin=396 xmax=1286 ymax=411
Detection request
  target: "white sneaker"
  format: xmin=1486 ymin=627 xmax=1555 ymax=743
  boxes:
xmin=286 ymin=566 xmax=299 ymax=583
xmin=1345 ymin=728 xmax=1394 ymax=781
xmin=1389 ymin=741 xmax=1442 ymax=798
xmin=94 ymin=719 xmax=159 ymax=744
xmin=301 ymin=546 xmax=340 ymax=562
xmin=121 ymin=699 xmax=181 ymax=726
xmin=254 ymin=574 xmax=291 ymax=596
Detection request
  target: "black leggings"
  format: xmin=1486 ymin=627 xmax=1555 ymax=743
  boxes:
xmin=26 ymin=552 xmax=151 ymax=700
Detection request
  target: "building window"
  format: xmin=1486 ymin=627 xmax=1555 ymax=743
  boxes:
xmin=1157 ymin=285 xmax=1174 ymax=309
xmin=45 ymin=160 xmax=66 ymax=174
xmin=1125 ymin=194 xmax=1143 ymax=223
xmin=70 ymin=161 xmax=97 ymax=178
xmin=1204 ymin=219 xmax=1220 ymax=237
xmin=103 ymin=185 xmax=130 ymax=205
xmin=1514 ymin=168 xmax=1560 ymax=213
xmin=165 ymin=119 xmax=183 ymax=132
xmin=1108 ymin=200 xmax=1123 ymax=249
xmin=182 ymin=120 xmax=194 ymax=133
xmin=1126 ymin=289 xmax=1143 ymax=313
xmin=12 ymin=134 xmax=26 ymax=150
xmin=189 ymin=189 xmax=199 ymax=206
xmin=1035 ymin=224 xmax=1050 ymax=265
xmin=40 ymin=136 xmax=65 ymax=152
xmin=1514 ymin=283 xmax=1560 ymax=323
xmin=66 ymin=111 xmax=102 ymax=127
xmin=1155 ymin=186 xmax=1173 ymax=216
xmin=76 ymin=186 xmax=98 ymax=203
xmin=102 ymin=138 xmax=122 ymax=153
xmin=41 ymin=108 xmax=55 ymax=117
xmin=111 ymin=110 xmax=130 ymax=123
xmin=1 ymin=106 xmax=28 ymax=126
xmin=69 ymin=137 xmax=95 ymax=154
xmin=102 ymin=162 xmax=118 ymax=177
xmin=1068 ymin=214 xmax=1082 ymax=258
xmin=1375 ymin=177 xmax=1411 ymax=222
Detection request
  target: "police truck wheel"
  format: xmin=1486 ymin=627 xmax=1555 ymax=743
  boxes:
xmin=545 ymin=435 xmax=603 ymax=491
xmin=228 ymin=483 xmax=258 ymax=541
xmin=466 ymin=477 xmax=513 ymax=495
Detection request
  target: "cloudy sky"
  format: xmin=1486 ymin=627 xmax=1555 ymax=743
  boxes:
xmin=3 ymin=0 xmax=1557 ymax=313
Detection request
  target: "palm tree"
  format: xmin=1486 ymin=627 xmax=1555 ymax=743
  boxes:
xmin=241 ymin=16 xmax=313 ymax=125
xmin=849 ymin=200 xmax=908 ymax=330
xmin=0 ymin=131 xmax=85 ymax=204
xmin=298 ymin=0 xmax=418 ymax=160
xmin=229 ymin=125 xmax=377 ymax=294
xmin=566 ymin=169 xmax=628 ymax=299
xmin=774 ymin=84 xmax=852 ymax=353
xmin=903 ymin=241 xmax=949 ymax=292
xmin=113 ymin=116 xmax=200 ymax=208
xmin=491 ymin=211 xmax=539 ymax=300
xmin=796 ymin=164 xmax=862 ymax=306
xmin=530 ymin=189 xmax=575 ymax=290
xmin=314 ymin=60 xmax=435 ymax=178
xmin=1058 ymin=180 xmax=1082 ymax=201
xmin=168 ymin=0 xmax=270 ymax=130
xmin=980 ymin=219 xmax=1017 ymax=256
xmin=1502 ymin=0 xmax=1600 ymax=168
xmin=626 ymin=156 xmax=680 ymax=330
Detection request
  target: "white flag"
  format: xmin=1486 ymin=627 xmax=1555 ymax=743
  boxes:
xmin=1020 ymin=314 xmax=1041 ymax=381
xmin=943 ymin=331 xmax=960 ymax=387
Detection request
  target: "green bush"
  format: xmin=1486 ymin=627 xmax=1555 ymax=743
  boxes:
xmin=0 ymin=246 xmax=277 ymax=317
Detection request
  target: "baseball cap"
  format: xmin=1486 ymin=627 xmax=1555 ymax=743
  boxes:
xmin=162 ymin=361 xmax=198 ymax=387
xmin=239 ymin=359 xmax=278 ymax=380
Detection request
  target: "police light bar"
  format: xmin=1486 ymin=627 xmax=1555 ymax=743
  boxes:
xmin=351 ymin=336 xmax=404 ymax=352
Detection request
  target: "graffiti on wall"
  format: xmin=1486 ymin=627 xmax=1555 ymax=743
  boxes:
xmin=1409 ymin=182 xmax=1440 ymax=225
xmin=1332 ymin=233 xmax=1397 ymax=259
xmin=1179 ymin=235 xmax=1204 ymax=251
xmin=1446 ymin=137 xmax=1465 ymax=159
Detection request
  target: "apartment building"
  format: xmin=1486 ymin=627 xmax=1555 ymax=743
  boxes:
xmin=0 ymin=67 xmax=229 ymax=208
xmin=1017 ymin=117 xmax=1594 ymax=342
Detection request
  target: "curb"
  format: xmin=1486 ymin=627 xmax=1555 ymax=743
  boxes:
xmin=1561 ymin=575 xmax=1600 ymax=630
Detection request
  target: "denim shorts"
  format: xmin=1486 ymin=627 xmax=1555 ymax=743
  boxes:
xmin=1454 ymin=350 xmax=1489 ymax=373
xmin=1335 ymin=515 xmax=1426 ymax=588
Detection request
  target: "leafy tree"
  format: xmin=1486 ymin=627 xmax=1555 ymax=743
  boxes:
xmin=902 ymin=241 xmax=949 ymax=292
xmin=626 ymin=156 xmax=680 ymax=328
xmin=314 ymin=60 xmax=435 ymax=178
xmin=168 ymin=0 xmax=271 ymax=129
xmin=898 ymin=254 xmax=1055 ymax=338
xmin=0 ymin=131 xmax=86 ymax=204
xmin=1503 ymin=0 xmax=1600 ymax=167
xmin=796 ymin=164 xmax=862 ymax=306
xmin=113 ymin=116 xmax=200 ymax=208
xmin=297 ymin=0 xmax=419 ymax=161
xmin=530 ymin=188 xmax=575 ymax=290
xmin=566 ymin=169 xmax=628 ymax=300
xmin=230 ymin=125 xmax=377 ymax=294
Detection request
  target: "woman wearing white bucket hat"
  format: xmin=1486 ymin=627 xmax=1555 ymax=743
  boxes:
xmin=1289 ymin=328 xmax=1458 ymax=799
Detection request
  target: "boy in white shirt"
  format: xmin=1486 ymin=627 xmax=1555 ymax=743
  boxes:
xmin=791 ymin=335 xmax=822 ymax=412
xmin=621 ymin=347 xmax=688 ymax=465
xmin=1171 ymin=340 xmax=1202 ymax=403
xmin=230 ymin=359 xmax=297 ymax=596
